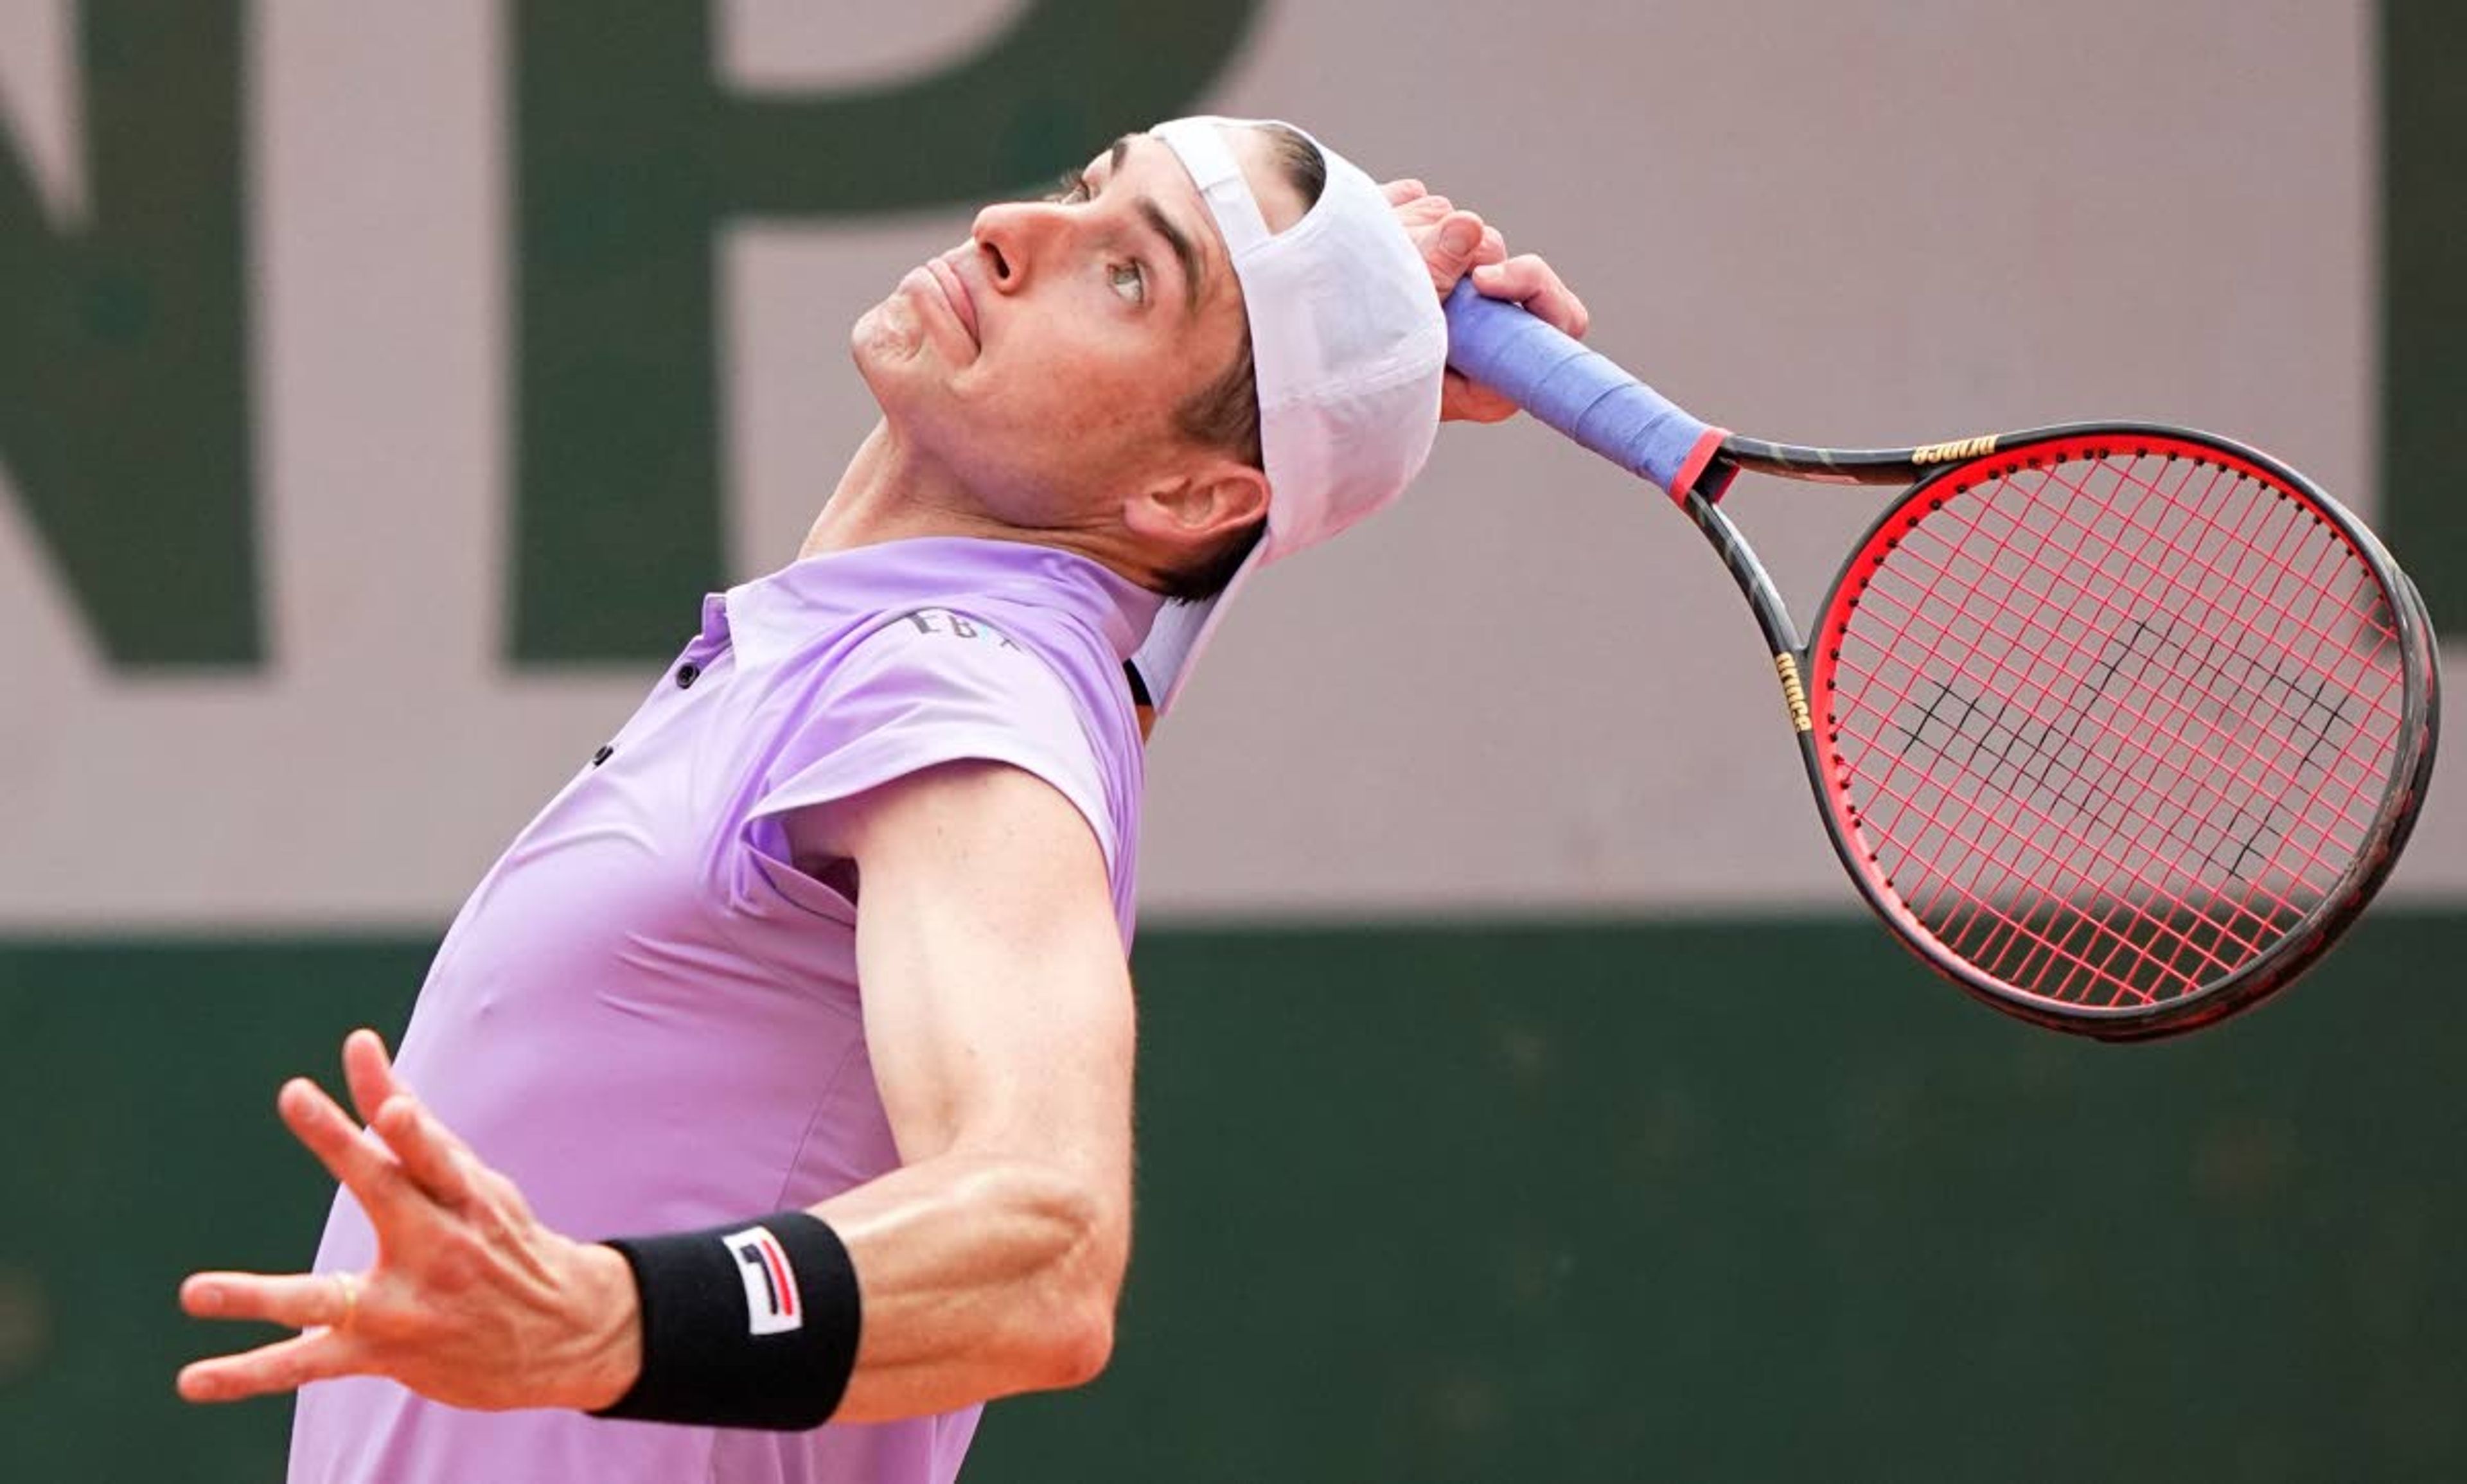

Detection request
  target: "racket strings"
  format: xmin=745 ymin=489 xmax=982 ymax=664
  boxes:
xmin=1877 ymin=461 xmax=2380 ymax=1001
xmin=1868 ymin=464 xmax=2390 ymax=908
xmin=2015 ymin=454 xmax=2403 ymax=871
xmin=1868 ymin=457 xmax=2392 ymax=1001
xmin=1907 ymin=457 xmax=2395 ymax=822
xmin=1924 ymin=460 xmax=2385 ymax=878
xmin=1819 ymin=436 xmax=2409 ymax=1009
xmin=1865 ymin=604 xmax=2289 ymax=996
xmin=1855 ymin=466 xmax=2328 ymax=971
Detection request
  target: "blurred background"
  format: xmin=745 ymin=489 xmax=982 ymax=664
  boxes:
xmin=2 ymin=2 xmax=2461 ymax=1478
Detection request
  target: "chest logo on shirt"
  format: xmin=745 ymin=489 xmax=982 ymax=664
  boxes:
xmin=901 ymin=608 xmax=1020 ymax=649
xmin=725 ymin=1224 xmax=804 ymax=1336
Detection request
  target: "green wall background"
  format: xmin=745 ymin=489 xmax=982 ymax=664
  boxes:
xmin=2387 ymin=0 xmax=2467 ymax=633
xmin=4 ymin=914 xmax=2461 ymax=1481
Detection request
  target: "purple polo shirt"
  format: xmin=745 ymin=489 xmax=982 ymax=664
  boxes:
xmin=289 ymin=537 xmax=1162 ymax=1484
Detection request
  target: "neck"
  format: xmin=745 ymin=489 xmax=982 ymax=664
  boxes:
xmin=797 ymin=422 xmax=1171 ymax=593
xmin=797 ymin=421 xmax=999 ymax=561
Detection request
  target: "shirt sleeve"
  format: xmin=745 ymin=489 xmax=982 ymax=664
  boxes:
xmin=742 ymin=608 xmax=1117 ymax=880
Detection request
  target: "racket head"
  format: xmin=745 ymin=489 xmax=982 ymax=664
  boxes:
xmin=1799 ymin=425 xmax=2439 ymax=1040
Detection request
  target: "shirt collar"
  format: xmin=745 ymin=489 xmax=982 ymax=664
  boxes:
xmin=714 ymin=537 xmax=1167 ymax=670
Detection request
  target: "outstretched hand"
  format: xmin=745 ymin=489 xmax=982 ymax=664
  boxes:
xmin=1384 ymin=178 xmax=1591 ymax=423
xmin=177 ymin=1030 xmax=640 ymax=1411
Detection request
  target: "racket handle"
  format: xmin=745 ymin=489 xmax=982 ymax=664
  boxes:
xmin=1442 ymin=278 xmax=1729 ymax=500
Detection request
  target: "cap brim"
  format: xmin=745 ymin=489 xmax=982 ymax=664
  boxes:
xmin=1124 ymin=535 xmax=1272 ymax=717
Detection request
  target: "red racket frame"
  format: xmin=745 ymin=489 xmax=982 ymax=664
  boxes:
xmin=1685 ymin=422 xmax=2439 ymax=1040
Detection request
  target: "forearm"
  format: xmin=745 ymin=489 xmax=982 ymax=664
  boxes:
xmin=817 ymin=1149 xmax=1126 ymax=1421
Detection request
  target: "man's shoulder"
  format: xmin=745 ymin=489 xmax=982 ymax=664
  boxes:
xmin=830 ymin=604 xmax=1085 ymax=705
xmin=874 ymin=605 xmax=1034 ymax=656
xmin=768 ymin=605 xmax=1138 ymax=879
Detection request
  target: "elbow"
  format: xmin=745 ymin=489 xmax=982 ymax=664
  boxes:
xmin=1048 ymin=1300 xmax=1116 ymax=1389
xmin=1031 ymin=1172 xmax=1127 ymax=1391
xmin=938 ymin=1151 xmax=1128 ymax=1397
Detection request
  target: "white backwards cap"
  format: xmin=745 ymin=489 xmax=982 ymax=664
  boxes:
xmin=1127 ymin=116 xmax=1447 ymax=718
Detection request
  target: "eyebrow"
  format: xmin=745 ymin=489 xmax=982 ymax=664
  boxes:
xmin=1104 ymin=134 xmax=1208 ymax=318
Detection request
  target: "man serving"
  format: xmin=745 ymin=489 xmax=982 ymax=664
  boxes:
xmin=177 ymin=115 xmax=1584 ymax=1482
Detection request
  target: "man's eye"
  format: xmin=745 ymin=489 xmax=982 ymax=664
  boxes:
xmin=1047 ymin=173 xmax=1093 ymax=204
xmin=1109 ymin=262 xmax=1146 ymax=304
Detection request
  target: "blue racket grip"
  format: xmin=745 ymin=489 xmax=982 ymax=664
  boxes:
xmin=1443 ymin=278 xmax=1727 ymax=499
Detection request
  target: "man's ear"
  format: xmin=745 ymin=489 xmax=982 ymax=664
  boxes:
xmin=1122 ymin=460 xmax=1271 ymax=558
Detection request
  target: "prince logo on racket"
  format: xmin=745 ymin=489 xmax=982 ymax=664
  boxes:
xmin=174 ymin=118 xmax=1589 ymax=1483
xmin=1911 ymin=434 xmax=1999 ymax=464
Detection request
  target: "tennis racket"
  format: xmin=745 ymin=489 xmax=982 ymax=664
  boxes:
xmin=1443 ymin=280 xmax=2440 ymax=1040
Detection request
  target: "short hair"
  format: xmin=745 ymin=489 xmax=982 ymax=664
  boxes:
xmin=1156 ymin=124 xmax=1327 ymax=604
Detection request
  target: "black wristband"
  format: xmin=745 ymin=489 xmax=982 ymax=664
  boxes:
xmin=594 ymin=1210 xmax=862 ymax=1431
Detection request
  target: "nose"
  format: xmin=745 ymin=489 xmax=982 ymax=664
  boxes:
xmin=968 ymin=200 xmax=1068 ymax=293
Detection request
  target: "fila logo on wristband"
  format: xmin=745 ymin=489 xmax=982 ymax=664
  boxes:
xmin=725 ymin=1224 xmax=803 ymax=1336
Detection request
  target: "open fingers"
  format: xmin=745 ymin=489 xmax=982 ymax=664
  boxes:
xmin=335 ymin=1031 xmax=479 ymax=1208
xmin=340 ymin=1028 xmax=406 ymax=1127
xmin=181 ymin=1269 xmax=357 ymax=1331
xmin=177 ymin=1327 xmax=359 ymax=1404
xmin=372 ymin=1093 xmax=479 ymax=1208
xmin=278 ymin=1078 xmax=421 ymax=1226
xmin=1381 ymin=177 xmax=1428 ymax=206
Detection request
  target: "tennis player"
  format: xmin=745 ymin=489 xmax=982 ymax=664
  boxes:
xmin=177 ymin=116 xmax=1585 ymax=1482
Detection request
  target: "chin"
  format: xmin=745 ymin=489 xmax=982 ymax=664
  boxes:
xmin=850 ymin=298 xmax=910 ymax=367
xmin=850 ymin=303 xmax=938 ymax=410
